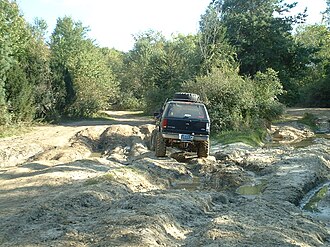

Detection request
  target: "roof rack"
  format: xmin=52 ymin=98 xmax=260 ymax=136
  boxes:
xmin=172 ymin=92 xmax=200 ymax=102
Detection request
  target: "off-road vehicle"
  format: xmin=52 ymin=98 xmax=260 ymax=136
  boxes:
xmin=150 ymin=92 xmax=210 ymax=158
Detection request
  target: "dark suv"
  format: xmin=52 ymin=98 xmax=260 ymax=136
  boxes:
xmin=150 ymin=93 xmax=210 ymax=158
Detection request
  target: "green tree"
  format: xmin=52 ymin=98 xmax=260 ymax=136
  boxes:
xmin=171 ymin=34 xmax=201 ymax=79
xmin=121 ymin=31 xmax=201 ymax=112
xmin=199 ymin=3 xmax=237 ymax=74
xmin=0 ymin=0 xmax=36 ymax=124
xmin=0 ymin=0 xmax=26 ymax=125
xmin=143 ymin=34 xmax=202 ymax=113
xmin=323 ymin=0 xmax=330 ymax=27
xmin=50 ymin=17 xmax=87 ymax=111
xmin=100 ymin=47 xmax=125 ymax=82
xmin=216 ymin=0 xmax=306 ymax=77
xmin=69 ymin=41 xmax=118 ymax=116
xmin=5 ymin=62 xmax=35 ymax=122
xmin=123 ymin=30 xmax=166 ymax=100
xmin=50 ymin=17 xmax=118 ymax=117
xmin=26 ymin=18 xmax=54 ymax=119
xmin=294 ymin=25 xmax=330 ymax=106
xmin=252 ymin=69 xmax=284 ymax=123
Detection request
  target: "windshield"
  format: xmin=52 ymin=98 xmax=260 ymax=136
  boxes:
xmin=165 ymin=102 xmax=207 ymax=119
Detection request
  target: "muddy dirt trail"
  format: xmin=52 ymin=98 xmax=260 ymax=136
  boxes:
xmin=0 ymin=110 xmax=329 ymax=246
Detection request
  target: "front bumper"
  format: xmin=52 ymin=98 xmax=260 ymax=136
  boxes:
xmin=162 ymin=132 xmax=209 ymax=142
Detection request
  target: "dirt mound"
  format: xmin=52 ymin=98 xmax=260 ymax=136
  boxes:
xmin=0 ymin=142 xmax=44 ymax=167
xmin=99 ymin=124 xmax=154 ymax=163
xmin=271 ymin=124 xmax=314 ymax=143
xmin=0 ymin=111 xmax=330 ymax=246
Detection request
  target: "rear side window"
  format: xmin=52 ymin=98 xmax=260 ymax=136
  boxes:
xmin=165 ymin=102 xmax=207 ymax=119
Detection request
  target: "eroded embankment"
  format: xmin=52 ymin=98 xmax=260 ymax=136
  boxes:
xmin=0 ymin=122 xmax=329 ymax=246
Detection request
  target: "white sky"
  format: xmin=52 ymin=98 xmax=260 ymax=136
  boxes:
xmin=17 ymin=0 xmax=327 ymax=52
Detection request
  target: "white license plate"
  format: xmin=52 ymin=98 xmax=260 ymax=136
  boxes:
xmin=180 ymin=134 xmax=193 ymax=141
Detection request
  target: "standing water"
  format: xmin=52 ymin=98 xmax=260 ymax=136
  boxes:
xmin=300 ymin=181 xmax=330 ymax=223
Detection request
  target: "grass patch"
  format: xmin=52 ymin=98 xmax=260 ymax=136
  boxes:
xmin=0 ymin=124 xmax=32 ymax=138
xmin=212 ymin=128 xmax=266 ymax=147
xmin=84 ymin=173 xmax=116 ymax=186
xmin=298 ymin=113 xmax=318 ymax=131
xmin=103 ymin=173 xmax=115 ymax=181
xmin=303 ymin=185 xmax=329 ymax=212
xmin=84 ymin=177 xmax=101 ymax=186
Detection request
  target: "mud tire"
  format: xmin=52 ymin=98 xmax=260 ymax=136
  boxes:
xmin=150 ymin=129 xmax=157 ymax=151
xmin=197 ymin=140 xmax=209 ymax=158
xmin=155 ymin=132 xmax=166 ymax=157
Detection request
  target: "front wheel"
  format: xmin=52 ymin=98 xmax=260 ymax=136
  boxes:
xmin=197 ymin=140 xmax=209 ymax=158
xmin=155 ymin=132 xmax=166 ymax=157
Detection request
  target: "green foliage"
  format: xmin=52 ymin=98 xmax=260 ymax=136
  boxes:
xmin=0 ymin=0 xmax=46 ymax=124
xmin=5 ymin=62 xmax=35 ymax=122
xmin=0 ymin=123 xmax=30 ymax=138
xmin=292 ymin=25 xmax=330 ymax=107
xmin=217 ymin=0 xmax=306 ymax=77
xmin=50 ymin=17 xmax=119 ymax=117
xmin=114 ymin=92 xmax=144 ymax=110
xmin=199 ymin=0 xmax=323 ymax=107
xmin=143 ymin=86 xmax=173 ymax=114
xmin=252 ymin=69 xmax=284 ymax=122
xmin=50 ymin=17 xmax=88 ymax=112
xmin=182 ymin=67 xmax=283 ymax=132
xmin=1 ymin=0 xmax=329 ymax=136
xmin=27 ymin=19 xmax=54 ymax=120
xmin=0 ymin=0 xmax=29 ymax=124
xmin=201 ymin=0 xmax=311 ymax=107
xmin=298 ymin=113 xmax=318 ymax=130
xmin=183 ymin=67 xmax=250 ymax=131
xmin=121 ymin=31 xmax=202 ymax=113
xmin=213 ymin=128 xmax=266 ymax=147
xmin=300 ymin=78 xmax=330 ymax=107
xmin=324 ymin=0 xmax=330 ymax=28
xmin=100 ymin=47 xmax=125 ymax=82
xmin=199 ymin=3 xmax=237 ymax=74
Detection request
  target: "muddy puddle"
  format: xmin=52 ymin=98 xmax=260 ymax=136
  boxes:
xmin=170 ymin=176 xmax=202 ymax=191
xmin=236 ymin=180 xmax=268 ymax=197
xmin=267 ymin=134 xmax=330 ymax=148
xmin=300 ymin=181 xmax=330 ymax=222
xmin=292 ymin=134 xmax=330 ymax=148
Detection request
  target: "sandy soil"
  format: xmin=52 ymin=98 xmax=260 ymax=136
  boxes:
xmin=285 ymin=108 xmax=330 ymax=119
xmin=0 ymin=110 xmax=329 ymax=246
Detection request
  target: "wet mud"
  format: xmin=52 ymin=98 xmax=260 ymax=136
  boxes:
xmin=0 ymin=110 xmax=329 ymax=246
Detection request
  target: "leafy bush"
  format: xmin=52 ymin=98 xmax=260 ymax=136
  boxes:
xmin=182 ymin=67 xmax=250 ymax=131
xmin=298 ymin=113 xmax=318 ymax=130
xmin=213 ymin=129 xmax=266 ymax=147
xmin=143 ymin=86 xmax=176 ymax=114
xmin=182 ymin=67 xmax=284 ymax=132
xmin=5 ymin=63 xmax=35 ymax=123
xmin=113 ymin=91 xmax=144 ymax=110
xmin=252 ymin=69 xmax=285 ymax=124
xmin=300 ymin=78 xmax=330 ymax=107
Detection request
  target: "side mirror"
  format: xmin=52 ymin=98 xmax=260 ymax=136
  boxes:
xmin=153 ymin=112 xmax=160 ymax=117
